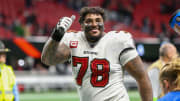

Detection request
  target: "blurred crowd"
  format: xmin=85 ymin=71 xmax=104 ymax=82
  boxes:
xmin=0 ymin=0 xmax=180 ymax=40
xmin=1 ymin=0 xmax=180 ymax=74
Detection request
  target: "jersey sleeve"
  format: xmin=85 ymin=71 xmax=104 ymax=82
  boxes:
xmin=118 ymin=31 xmax=138 ymax=66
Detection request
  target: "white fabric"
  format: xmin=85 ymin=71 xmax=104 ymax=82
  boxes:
xmin=56 ymin=15 xmax=75 ymax=32
xmin=120 ymin=49 xmax=138 ymax=66
xmin=61 ymin=31 xmax=138 ymax=101
xmin=148 ymin=68 xmax=161 ymax=98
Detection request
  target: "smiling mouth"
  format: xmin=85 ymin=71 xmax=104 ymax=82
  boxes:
xmin=91 ymin=29 xmax=98 ymax=32
xmin=90 ymin=28 xmax=99 ymax=33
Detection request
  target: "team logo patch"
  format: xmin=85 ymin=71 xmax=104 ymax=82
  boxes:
xmin=70 ymin=41 xmax=78 ymax=48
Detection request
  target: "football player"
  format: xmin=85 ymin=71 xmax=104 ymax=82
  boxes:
xmin=41 ymin=7 xmax=153 ymax=101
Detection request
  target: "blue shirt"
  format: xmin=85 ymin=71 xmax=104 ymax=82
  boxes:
xmin=158 ymin=91 xmax=180 ymax=101
xmin=13 ymin=82 xmax=19 ymax=101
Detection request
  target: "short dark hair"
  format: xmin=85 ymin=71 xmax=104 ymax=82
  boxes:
xmin=169 ymin=9 xmax=180 ymax=26
xmin=79 ymin=7 xmax=106 ymax=24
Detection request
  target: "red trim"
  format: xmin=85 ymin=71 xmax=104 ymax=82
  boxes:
xmin=70 ymin=41 xmax=78 ymax=48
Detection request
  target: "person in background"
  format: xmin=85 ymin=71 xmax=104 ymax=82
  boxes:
xmin=169 ymin=9 xmax=180 ymax=35
xmin=41 ymin=7 xmax=153 ymax=101
xmin=158 ymin=58 xmax=180 ymax=101
xmin=148 ymin=43 xmax=178 ymax=101
xmin=0 ymin=41 xmax=19 ymax=101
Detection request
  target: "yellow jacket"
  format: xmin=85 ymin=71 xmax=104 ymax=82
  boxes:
xmin=0 ymin=63 xmax=16 ymax=101
xmin=148 ymin=59 xmax=164 ymax=71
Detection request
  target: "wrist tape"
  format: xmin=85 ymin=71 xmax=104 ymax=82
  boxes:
xmin=51 ymin=27 xmax=65 ymax=42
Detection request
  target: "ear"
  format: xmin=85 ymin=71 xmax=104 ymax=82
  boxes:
xmin=162 ymin=79 xmax=170 ymax=94
xmin=163 ymin=80 xmax=169 ymax=88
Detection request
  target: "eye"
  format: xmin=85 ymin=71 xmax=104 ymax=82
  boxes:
xmin=176 ymin=16 xmax=180 ymax=22
xmin=96 ymin=18 xmax=102 ymax=22
xmin=85 ymin=19 xmax=92 ymax=24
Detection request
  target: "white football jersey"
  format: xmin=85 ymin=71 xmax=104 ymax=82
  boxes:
xmin=61 ymin=31 xmax=138 ymax=101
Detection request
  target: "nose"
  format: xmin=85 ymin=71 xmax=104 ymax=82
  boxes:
xmin=92 ymin=20 xmax=98 ymax=26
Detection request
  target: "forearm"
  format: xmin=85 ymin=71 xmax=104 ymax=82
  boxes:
xmin=41 ymin=38 xmax=70 ymax=65
xmin=137 ymin=75 xmax=153 ymax=101
xmin=41 ymin=16 xmax=75 ymax=65
xmin=125 ymin=56 xmax=153 ymax=101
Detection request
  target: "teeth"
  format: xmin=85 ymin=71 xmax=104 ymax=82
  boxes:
xmin=92 ymin=30 xmax=97 ymax=32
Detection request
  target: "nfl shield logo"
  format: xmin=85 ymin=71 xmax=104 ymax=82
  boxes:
xmin=70 ymin=41 xmax=78 ymax=48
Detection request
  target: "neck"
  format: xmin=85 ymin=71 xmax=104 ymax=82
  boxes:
xmin=160 ymin=57 xmax=169 ymax=64
xmin=0 ymin=62 xmax=5 ymax=65
xmin=86 ymin=32 xmax=105 ymax=43
xmin=88 ymin=41 xmax=98 ymax=48
xmin=171 ymin=86 xmax=180 ymax=92
xmin=173 ymin=88 xmax=180 ymax=91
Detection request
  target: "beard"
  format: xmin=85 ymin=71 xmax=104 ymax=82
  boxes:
xmin=86 ymin=33 xmax=102 ymax=42
xmin=84 ymin=23 xmax=104 ymax=42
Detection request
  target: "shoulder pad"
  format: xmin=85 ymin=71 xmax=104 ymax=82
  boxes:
xmin=6 ymin=65 xmax=13 ymax=68
xmin=119 ymin=31 xmax=131 ymax=35
xmin=108 ymin=30 xmax=132 ymax=38
xmin=66 ymin=30 xmax=81 ymax=35
xmin=108 ymin=30 xmax=131 ymax=35
xmin=8 ymin=66 xmax=13 ymax=70
xmin=67 ymin=30 xmax=79 ymax=33
xmin=108 ymin=31 xmax=116 ymax=33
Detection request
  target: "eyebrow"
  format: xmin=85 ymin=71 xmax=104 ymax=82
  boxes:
xmin=85 ymin=17 xmax=103 ymax=21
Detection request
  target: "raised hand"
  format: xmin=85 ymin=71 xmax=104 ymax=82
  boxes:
xmin=51 ymin=15 xmax=76 ymax=41
xmin=56 ymin=15 xmax=76 ymax=32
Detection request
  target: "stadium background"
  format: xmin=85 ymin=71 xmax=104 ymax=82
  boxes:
xmin=0 ymin=0 xmax=180 ymax=101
